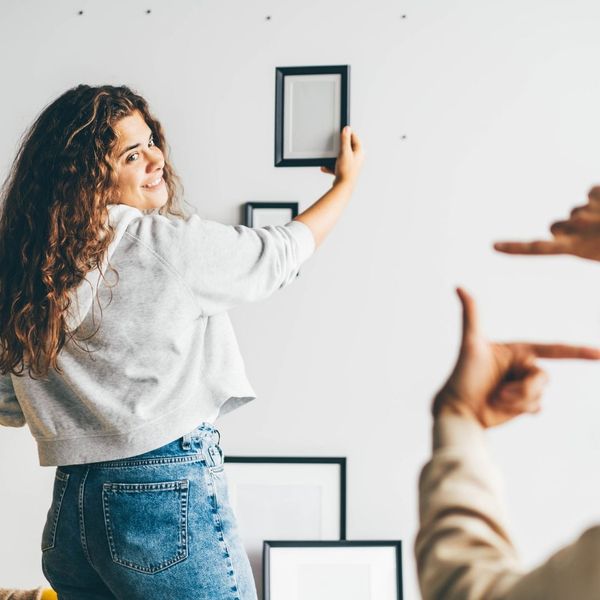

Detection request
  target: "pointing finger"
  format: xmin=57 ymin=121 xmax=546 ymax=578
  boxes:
xmin=513 ymin=343 xmax=600 ymax=360
xmin=493 ymin=240 xmax=571 ymax=255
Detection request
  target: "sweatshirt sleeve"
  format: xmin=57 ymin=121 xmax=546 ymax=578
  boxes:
xmin=0 ymin=374 xmax=26 ymax=427
xmin=415 ymin=414 xmax=600 ymax=600
xmin=132 ymin=214 xmax=315 ymax=317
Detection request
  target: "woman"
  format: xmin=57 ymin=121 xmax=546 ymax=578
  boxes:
xmin=0 ymin=85 xmax=363 ymax=599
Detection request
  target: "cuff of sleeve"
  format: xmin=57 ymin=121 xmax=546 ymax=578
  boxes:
xmin=0 ymin=414 xmax=26 ymax=427
xmin=433 ymin=413 xmax=488 ymax=451
xmin=285 ymin=220 xmax=316 ymax=265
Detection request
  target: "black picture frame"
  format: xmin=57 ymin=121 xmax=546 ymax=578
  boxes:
xmin=224 ymin=456 xmax=347 ymax=538
xmin=275 ymin=65 xmax=351 ymax=170
xmin=244 ymin=202 xmax=299 ymax=227
xmin=263 ymin=540 xmax=403 ymax=600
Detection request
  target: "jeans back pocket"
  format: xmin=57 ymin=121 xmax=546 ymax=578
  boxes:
xmin=102 ymin=479 xmax=189 ymax=574
xmin=41 ymin=470 xmax=70 ymax=552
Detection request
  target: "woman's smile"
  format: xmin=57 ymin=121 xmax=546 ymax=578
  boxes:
xmin=142 ymin=175 xmax=164 ymax=190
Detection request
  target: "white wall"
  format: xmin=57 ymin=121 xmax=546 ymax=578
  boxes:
xmin=2 ymin=0 xmax=600 ymax=597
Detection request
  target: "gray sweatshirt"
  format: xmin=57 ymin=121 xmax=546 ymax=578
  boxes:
xmin=0 ymin=204 xmax=315 ymax=466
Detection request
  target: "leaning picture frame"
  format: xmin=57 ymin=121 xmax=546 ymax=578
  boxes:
xmin=263 ymin=540 xmax=403 ymax=600
xmin=223 ymin=456 xmax=347 ymax=599
xmin=244 ymin=202 xmax=299 ymax=228
xmin=275 ymin=65 xmax=350 ymax=169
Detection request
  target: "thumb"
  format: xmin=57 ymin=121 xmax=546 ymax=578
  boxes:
xmin=341 ymin=125 xmax=352 ymax=150
xmin=456 ymin=287 xmax=481 ymax=343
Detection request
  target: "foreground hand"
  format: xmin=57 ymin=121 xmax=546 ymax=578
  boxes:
xmin=494 ymin=187 xmax=600 ymax=261
xmin=320 ymin=126 xmax=364 ymax=185
xmin=433 ymin=288 xmax=600 ymax=428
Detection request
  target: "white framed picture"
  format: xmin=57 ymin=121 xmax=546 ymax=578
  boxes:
xmin=275 ymin=65 xmax=350 ymax=169
xmin=264 ymin=541 xmax=403 ymax=600
xmin=224 ymin=456 xmax=346 ymax=599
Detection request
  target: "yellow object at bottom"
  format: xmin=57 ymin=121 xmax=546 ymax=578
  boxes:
xmin=41 ymin=590 xmax=57 ymax=600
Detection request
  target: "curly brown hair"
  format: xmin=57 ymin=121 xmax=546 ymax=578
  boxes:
xmin=0 ymin=84 xmax=185 ymax=378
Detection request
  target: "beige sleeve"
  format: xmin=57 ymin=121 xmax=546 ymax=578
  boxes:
xmin=415 ymin=414 xmax=600 ymax=600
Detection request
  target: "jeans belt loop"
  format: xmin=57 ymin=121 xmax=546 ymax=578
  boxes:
xmin=208 ymin=445 xmax=221 ymax=468
xmin=181 ymin=431 xmax=193 ymax=450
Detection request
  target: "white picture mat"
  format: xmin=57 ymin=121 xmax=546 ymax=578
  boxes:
xmin=226 ymin=463 xmax=341 ymax=539
xmin=252 ymin=208 xmax=294 ymax=228
xmin=225 ymin=462 xmax=342 ymax=597
xmin=298 ymin=563 xmax=371 ymax=599
xmin=268 ymin=546 xmax=398 ymax=600
xmin=283 ymin=74 xmax=341 ymax=159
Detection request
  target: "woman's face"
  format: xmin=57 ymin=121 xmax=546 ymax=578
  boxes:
xmin=111 ymin=110 xmax=168 ymax=210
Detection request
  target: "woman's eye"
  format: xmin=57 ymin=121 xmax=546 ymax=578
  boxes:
xmin=125 ymin=136 xmax=154 ymax=162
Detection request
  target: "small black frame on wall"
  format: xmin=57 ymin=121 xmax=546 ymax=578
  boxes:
xmin=244 ymin=202 xmax=299 ymax=227
xmin=275 ymin=65 xmax=350 ymax=170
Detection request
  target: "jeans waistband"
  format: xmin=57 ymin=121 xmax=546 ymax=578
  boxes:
xmin=58 ymin=423 xmax=222 ymax=470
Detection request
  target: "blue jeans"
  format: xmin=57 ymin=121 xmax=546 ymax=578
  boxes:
xmin=41 ymin=423 xmax=258 ymax=600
